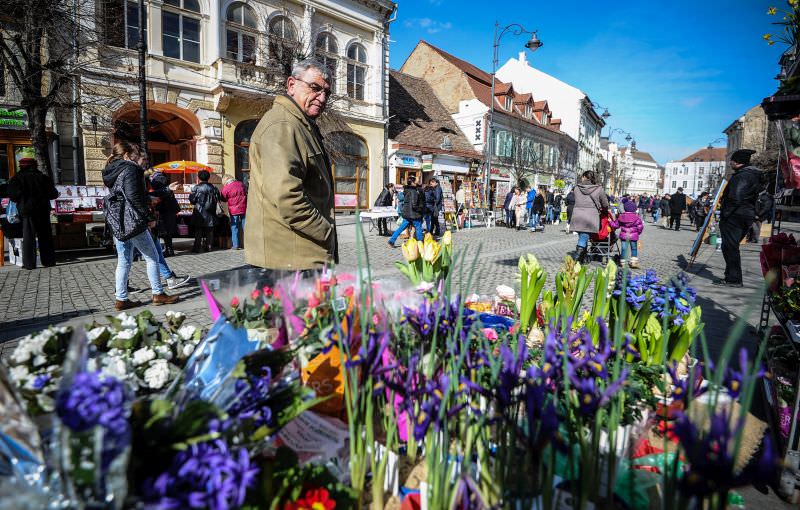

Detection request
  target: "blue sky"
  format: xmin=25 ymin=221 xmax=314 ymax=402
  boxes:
xmin=389 ymin=0 xmax=785 ymax=165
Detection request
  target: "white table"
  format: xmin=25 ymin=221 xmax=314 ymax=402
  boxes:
xmin=360 ymin=209 xmax=399 ymax=232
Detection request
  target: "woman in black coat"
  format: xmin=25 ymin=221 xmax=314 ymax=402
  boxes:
xmin=189 ymin=170 xmax=222 ymax=252
xmin=373 ymin=183 xmax=395 ymax=236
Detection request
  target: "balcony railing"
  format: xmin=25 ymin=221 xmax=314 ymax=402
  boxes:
xmin=213 ymin=58 xmax=284 ymax=93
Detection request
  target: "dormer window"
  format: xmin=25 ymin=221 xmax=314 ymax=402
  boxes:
xmin=504 ymin=96 xmax=513 ymax=111
xmin=542 ymin=112 xmax=548 ymax=124
xmin=525 ymin=104 xmax=532 ymax=119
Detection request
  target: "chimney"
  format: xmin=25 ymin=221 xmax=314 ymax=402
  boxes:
xmin=519 ymin=51 xmax=527 ymax=65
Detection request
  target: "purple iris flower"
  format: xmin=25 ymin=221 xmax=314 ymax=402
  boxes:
xmin=412 ymin=374 xmax=465 ymax=441
xmin=667 ymin=361 xmax=705 ymax=403
xmin=226 ymin=366 xmax=274 ymax=428
xmin=142 ymin=439 xmax=259 ymax=510
xmin=322 ymin=312 xmax=361 ymax=354
xmin=673 ymin=408 xmax=779 ymax=498
xmin=402 ymin=295 xmax=477 ymax=349
xmin=568 ymin=367 xmax=629 ymax=417
xmin=495 ymin=340 xmax=528 ymax=411
xmin=723 ymin=348 xmax=765 ymax=399
xmin=452 ymin=474 xmax=487 ymax=510
xmin=524 ymin=366 xmax=558 ymax=447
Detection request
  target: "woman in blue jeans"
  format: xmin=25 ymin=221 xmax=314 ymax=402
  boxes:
xmin=102 ymin=142 xmax=179 ymax=311
xmin=569 ymin=170 xmax=609 ymax=263
xmin=389 ymin=177 xmax=425 ymax=247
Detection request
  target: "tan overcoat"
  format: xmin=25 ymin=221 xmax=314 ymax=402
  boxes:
xmin=244 ymin=95 xmax=338 ymax=269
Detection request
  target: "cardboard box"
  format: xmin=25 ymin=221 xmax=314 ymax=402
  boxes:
xmin=56 ymin=223 xmax=87 ymax=235
xmin=8 ymin=239 xmax=40 ymax=267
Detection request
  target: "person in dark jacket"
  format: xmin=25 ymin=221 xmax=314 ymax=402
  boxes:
xmin=693 ymin=192 xmax=711 ymax=231
xmin=6 ymin=158 xmax=58 ymax=269
xmin=660 ymin=194 xmax=671 ymax=227
xmin=715 ymin=149 xmax=763 ymax=286
xmin=565 ymin=190 xmax=576 ymax=233
xmin=669 ymin=188 xmax=687 ymax=231
xmin=423 ymin=178 xmax=444 ymax=237
xmin=503 ymin=189 xmax=515 ymax=228
xmin=388 ymin=176 xmax=424 ymax=247
xmin=189 ymin=170 xmax=222 ymax=252
xmin=149 ymin=172 xmax=180 ymax=256
xmin=530 ymin=188 xmax=545 ymax=230
xmin=102 ymin=142 xmax=179 ymax=310
xmin=373 ymin=183 xmax=395 ymax=236
xmin=748 ymin=189 xmax=774 ymax=243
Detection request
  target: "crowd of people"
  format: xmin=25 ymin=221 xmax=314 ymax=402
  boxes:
xmin=501 ymin=185 xmax=563 ymax=232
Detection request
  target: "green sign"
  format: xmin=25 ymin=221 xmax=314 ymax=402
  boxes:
xmin=0 ymin=108 xmax=27 ymax=129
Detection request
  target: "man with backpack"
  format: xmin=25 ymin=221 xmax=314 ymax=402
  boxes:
xmin=388 ymin=176 xmax=425 ymax=247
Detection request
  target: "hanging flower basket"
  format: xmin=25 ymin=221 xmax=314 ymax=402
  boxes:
xmin=762 ymin=94 xmax=800 ymax=120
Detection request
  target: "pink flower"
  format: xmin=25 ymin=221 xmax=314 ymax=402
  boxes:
xmin=308 ymin=295 xmax=320 ymax=308
xmin=343 ymin=286 xmax=354 ymax=297
xmin=262 ymin=286 xmax=273 ymax=297
xmin=251 ymin=289 xmax=261 ymax=300
xmin=482 ymin=328 xmax=499 ymax=341
xmin=231 ymin=297 xmax=240 ymax=308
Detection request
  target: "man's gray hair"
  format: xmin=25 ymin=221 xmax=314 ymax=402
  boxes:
xmin=291 ymin=59 xmax=331 ymax=82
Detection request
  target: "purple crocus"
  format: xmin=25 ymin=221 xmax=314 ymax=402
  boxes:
xmin=673 ymin=408 xmax=779 ymax=498
xmin=142 ymin=439 xmax=259 ymax=510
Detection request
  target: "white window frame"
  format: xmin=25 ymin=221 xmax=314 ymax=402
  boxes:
xmin=225 ymin=2 xmax=258 ymax=63
xmin=315 ymin=32 xmax=339 ymax=91
xmin=162 ymin=0 xmax=201 ymax=63
xmin=504 ymin=96 xmax=512 ymax=111
xmin=268 ymin=15 xmax=298 ymax=63
xmin=346 ymin=43 xmax=368 ymax=101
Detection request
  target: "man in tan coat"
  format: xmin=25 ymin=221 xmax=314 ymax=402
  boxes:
xmin=245 ymin=59 xmax=338 ymax=270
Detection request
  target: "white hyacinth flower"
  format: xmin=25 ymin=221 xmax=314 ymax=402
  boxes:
xmin=181 ymin=343 xmax=195 ymax=357
xmin=155 ymin=344 xmax=173 ymax=361
xmin=115 ymin=329 xmax=137 ymax=341
xmin=143 ymin=359 xmax=171 ymax=389
xmin=86 ymin=326 xmax=108 ymax=341
xmin=8 ymin=365 xmax=29 ymax=383
xmin=177 ymin=325 xmax=197 ymax=341
xmin=118 ymin=313 xmax=137 ymax=329
xmin=36 ymin=394 xmax=55 ymax=413
xmin=132 ymin=347 xmax=156 ymax=366
xmin=102 ymin=356 xmax=128 ymax=380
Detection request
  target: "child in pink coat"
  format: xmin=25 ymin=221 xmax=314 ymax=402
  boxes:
xmin=617 ymin=200 xmax=644 ymax=268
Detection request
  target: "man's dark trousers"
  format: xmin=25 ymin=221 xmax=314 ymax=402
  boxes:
xmin=21 ymin=212 xmax=55 ymax=269
xmin=720 ymin=213 xmax=752 ymax=283
xmin=670 ymin=213 xmax=682 ymax=231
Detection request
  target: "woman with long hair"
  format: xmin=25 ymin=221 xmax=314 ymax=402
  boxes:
xmin=103 ymin=141 xmax=179 ymax=310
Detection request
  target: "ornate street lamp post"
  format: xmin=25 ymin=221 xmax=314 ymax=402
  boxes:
xmin=484 ymin=22 xmax=542 ymax=213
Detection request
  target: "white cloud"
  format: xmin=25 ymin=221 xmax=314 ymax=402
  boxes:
xmin=403 ymin=18 xmax=453 ymax=34
xmin=680 ymin=97 xmax=704 ymax=108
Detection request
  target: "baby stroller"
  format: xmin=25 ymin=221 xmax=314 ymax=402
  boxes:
xmin=587 ymin=210 xmax=620 ymax=264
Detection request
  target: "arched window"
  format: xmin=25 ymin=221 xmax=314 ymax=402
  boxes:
xmin=234 ymin=119 xmax=258 ymax=189
xmin=315 ymin=32 xmax=338 ymax=91
xmin=329 ymin=132 xmax=369 ymax=209
xmin=268 ymin=15 xmax=297 ymax=68
xmin=162 ymin=0 xmax=201 ymax=63
xmin=102 ymin=0 xmax=146 ymax=50
xmin=346 ymin=43 xmax=367 ymax=101
xmin=225 ymin=2 xmax=258 ymax=63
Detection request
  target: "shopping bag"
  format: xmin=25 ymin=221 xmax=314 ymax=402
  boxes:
xmin=6 ymin=201 xmax=19 ymax=224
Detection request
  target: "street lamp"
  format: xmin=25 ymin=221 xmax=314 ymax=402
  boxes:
xmin=484 ymin=22 xmax=542 ymax=212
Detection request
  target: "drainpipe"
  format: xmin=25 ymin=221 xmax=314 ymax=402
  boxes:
xmin=382 ymin=4 xmax=397 ymax=186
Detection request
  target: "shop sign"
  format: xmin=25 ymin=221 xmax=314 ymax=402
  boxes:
xmin=393 ymin=153 xmax=421 ymax=169
xmin=422 ymin=154 xmax=433 ymax=172
xmin=490 ymin=167 xmax=511 ymax=179
xmin=0 ymin=107 xmax=28 ymax=130
xmin=432 ymin=155 xmax=469 ymax=174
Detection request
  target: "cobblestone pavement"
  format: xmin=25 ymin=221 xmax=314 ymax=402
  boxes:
xmin=0 ymin=214 xmax=767 ymax=357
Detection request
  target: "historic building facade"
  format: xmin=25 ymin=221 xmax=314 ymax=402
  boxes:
xmin=77 ymin=0 xmax=395 ymax=210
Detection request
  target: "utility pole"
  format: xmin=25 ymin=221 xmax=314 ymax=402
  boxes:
xmin=138 ymin=0 xmax=149 ymax=160
xmin=71 ymin=0 xmax=80 ymax=184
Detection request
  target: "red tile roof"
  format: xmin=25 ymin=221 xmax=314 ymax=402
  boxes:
xmin=514 ymin=93 xmax=532 ymax=104
xmin=679 ymin=147 xmax=727 ymax=162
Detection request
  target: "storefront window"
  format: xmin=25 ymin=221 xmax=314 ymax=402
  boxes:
xmin=329 ymin=132 xmax=368 ymax=209
xmin=235 ymin=120 xmax=258 ymax=189
xmin=0 ymin=145 xmax=8 ymax=182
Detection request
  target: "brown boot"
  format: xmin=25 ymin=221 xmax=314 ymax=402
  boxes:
xmin=115 ymin=299 xmax=142 ymax=311
xmin=152 ymin=293 xmax=179 ymax=306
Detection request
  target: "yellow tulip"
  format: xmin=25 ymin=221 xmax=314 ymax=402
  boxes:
xmin=763 ymin=33 xmax=773 ymax=41
xmin=442 ymin=230 xmax=452 ymax=247
xmin=402 ymin=238 xmax=419 ymax=261
xmin=421 ymin=237 xmax=441 ymax=263
xmin=424 ymin=232 xmax=434 ymax=243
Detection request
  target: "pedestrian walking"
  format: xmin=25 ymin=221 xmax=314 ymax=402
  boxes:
xmin=660 ymin=195 xmax=671 ymax=227
xmin=149 ymin=172 xmax=179 ymax=256
xmin=565 ymin=189 xmax=576 ymax=233
xmin=373 ymin=183 xmax=395 ymax=236
xmin=651 ymin=195 xmax=662 ymax=223
xmin=715 ymin=149 xmax=763 ymax=286
xmin=503 ymin=187 xmax=516 ymax=228
xmin=545 ymin=187 xmax=555 ymax=224
xmin=553 ymin=192 xmax=563 ymax=225
xmin=389 ymin=176 xmax=425 ymax=247
xmin=245 ymin=59 xmax=337 ymax=270
xmin=616 ymin=200 xmax=644 ymax=268
xmin=669 ymin=188 xmax=687 ymax=231
xmin=523 ymin=185 xmax=535 ymax=229
xmin=512 ymin=187 xmax=526 ymax=231
xmin=570 ymin=171 xmax=609 ymax=262
xmin=189 ymin=170 xmax=221 ymax=253
xmin=221 ymin=175 xmax=247 ymax=249
xmin=638 ymin=194 xmax=649 ymax=220
xmin=102 ymin=141 xmax=179 ymax=310
xmin=693 ymin=192 xmax=711 ymax=231
xmin=424 ymin=178 xmax=444 ymax=237
xmin=6 ymin=158 xmax=58 ymax=269
xmin=748 ymin=189 xmax=774 ymax=243
xmin=531 ymin=188 xmax=545 ymax=231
